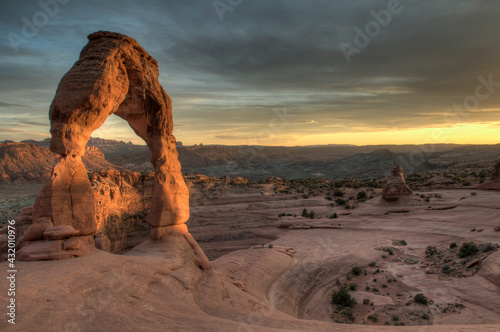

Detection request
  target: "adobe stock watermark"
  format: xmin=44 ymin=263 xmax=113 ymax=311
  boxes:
xmin=7 ymin=0 xmax=71 ymax=54
xmin=340 ymin=0 xmax=412 ymax=64
xmin=397 ymin=73 xmax=500 ymax=173
xmin=213 ymin=0 xmax=244 ymax=21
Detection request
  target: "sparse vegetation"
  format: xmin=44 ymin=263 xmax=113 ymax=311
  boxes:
xmin=335 ymin=198 xmax=347 ymax=206
xmin=425 ymin=246 xmax=438 ymax=257
xmin=414 ymin=294 xmax=429 ymax=305
xmin=351 ymin=266 xmax=362 ymax=276
xmin=458 ymin=242 xmax=479 ymax=258
xmin=392 ymin=240 xmax=407 ymax=246
xmin=333 ymin=189 xmax=344 ymax=197
xmin=482 ymin=243 xmax=496 ymax=253
xmin=356 ymin=190 xmax=367 ymax=200
xmin=331 ymin=287 xmax=357 ymax=307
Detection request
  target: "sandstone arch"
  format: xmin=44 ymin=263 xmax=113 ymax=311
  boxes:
xmin=19 ymin=32 xmax=207 ymax=266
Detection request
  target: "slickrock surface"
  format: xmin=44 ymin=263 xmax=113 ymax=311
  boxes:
xmin=2 ymin=187 xmax=500 ymax=331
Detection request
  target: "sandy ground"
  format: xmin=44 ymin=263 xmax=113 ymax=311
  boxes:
xmin=0 ymin=185 xmax=499 ymax=331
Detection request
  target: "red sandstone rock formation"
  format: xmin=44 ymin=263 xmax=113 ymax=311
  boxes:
xmin=18 ymin=31 xmax=208 ymax=268
xmin=478 ymin=159 xmax=500 ymax=191
xmin=382 ymin=166 xmax=413 ymax=202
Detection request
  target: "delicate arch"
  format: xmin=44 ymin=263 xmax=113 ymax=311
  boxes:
xmin=19 ymin=32 xmax=205 ymax=265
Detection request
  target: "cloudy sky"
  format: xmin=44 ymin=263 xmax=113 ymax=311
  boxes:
xmin=1 ymin=0 xmax=500 ymax=146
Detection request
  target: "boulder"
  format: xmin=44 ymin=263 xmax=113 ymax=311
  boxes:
xmin=478 ymin=159 xmax=500 ymax=191
xmin=23 ymin=217 xmax=53 ymax=241
xmin=382 ymin=166 xmax=413 ymax=202
xmin=43 ymin=225 xmax=80 ymax=240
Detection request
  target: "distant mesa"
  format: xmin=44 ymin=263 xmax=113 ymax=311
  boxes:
xmin=478 ymin=159 xmax=500 ymax=191
xmin=382 ymin=166 xmax=413 ymax=202
xmin=17 ymin=31 xmax=210 ymax=269
xmin=0 ymin=142 xmax=117 ymax=183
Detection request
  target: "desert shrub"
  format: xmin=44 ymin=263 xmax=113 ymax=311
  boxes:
xmin=392 ymin=314 xmax=399 ymax=321
xmin=329 ymin=213 xmax=338 ymax=219
xmin=425 ymin=246 xmax=438 ymax=257
xmin=268 ymin=244 xmax=273 ymax=249
xmin=365 ymin=286 xmax=370 ymax=291
xmin=325 ymin=196 xmax=333 ymax=201
xmin=458 ymin=242 xmax=479 ymax=258
xmin=482 ymin=243 xmax=496 ymax=253
xmin=309 ymin=210 xmax=315 ymax=219
xmin=335 ymin=198 xmax=347 ymax=206
xmin=369 ymin=261 xmax=376 ymax=267
xmin=414 ymin=293 xmax=429 ymax=305
xmin=357 ymin=191 xmax=367 ymax=200
xmin=333 ymin=189 xmax=344 ymax=197
xmin=394 ymin=322 xmax=405 ymax=326
xmin=352 ymin=266 xmax=362 ymax=276
xmin=349 ymin=282 xmax=357 ymax=291
xmin=382 ymin=284 xmax=387 ymax=288
xmin=331 ymin=287 xmax=357 ymax=307
xmin=450 ymin=242 xmax=457 ymax=249
xmin=367 ymin=314 xmax=378 ymax=322
xmin=372 ymin=287 xmax=379 ymax=293
xmin=301 ymin=208 xmax=308 ymax=217
xmin=343 ymin=308 xmax=354 ymax=320
xmin=442 ymin=265 xmax=451 ymax=274
xmin=421 ymin=313 xmax=430 ymax=320
xmin=363 ymin=299 xmax=370 ymax=305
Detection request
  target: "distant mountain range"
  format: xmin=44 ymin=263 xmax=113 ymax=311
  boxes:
xmin=1 ymin=138 xmax=499 ymax=182
xmin=0 ymin=141 xmax=121 ymax=183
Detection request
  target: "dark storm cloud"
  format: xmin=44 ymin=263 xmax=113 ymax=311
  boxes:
xmin=0 ymin=0 xmax=499 ymax=144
